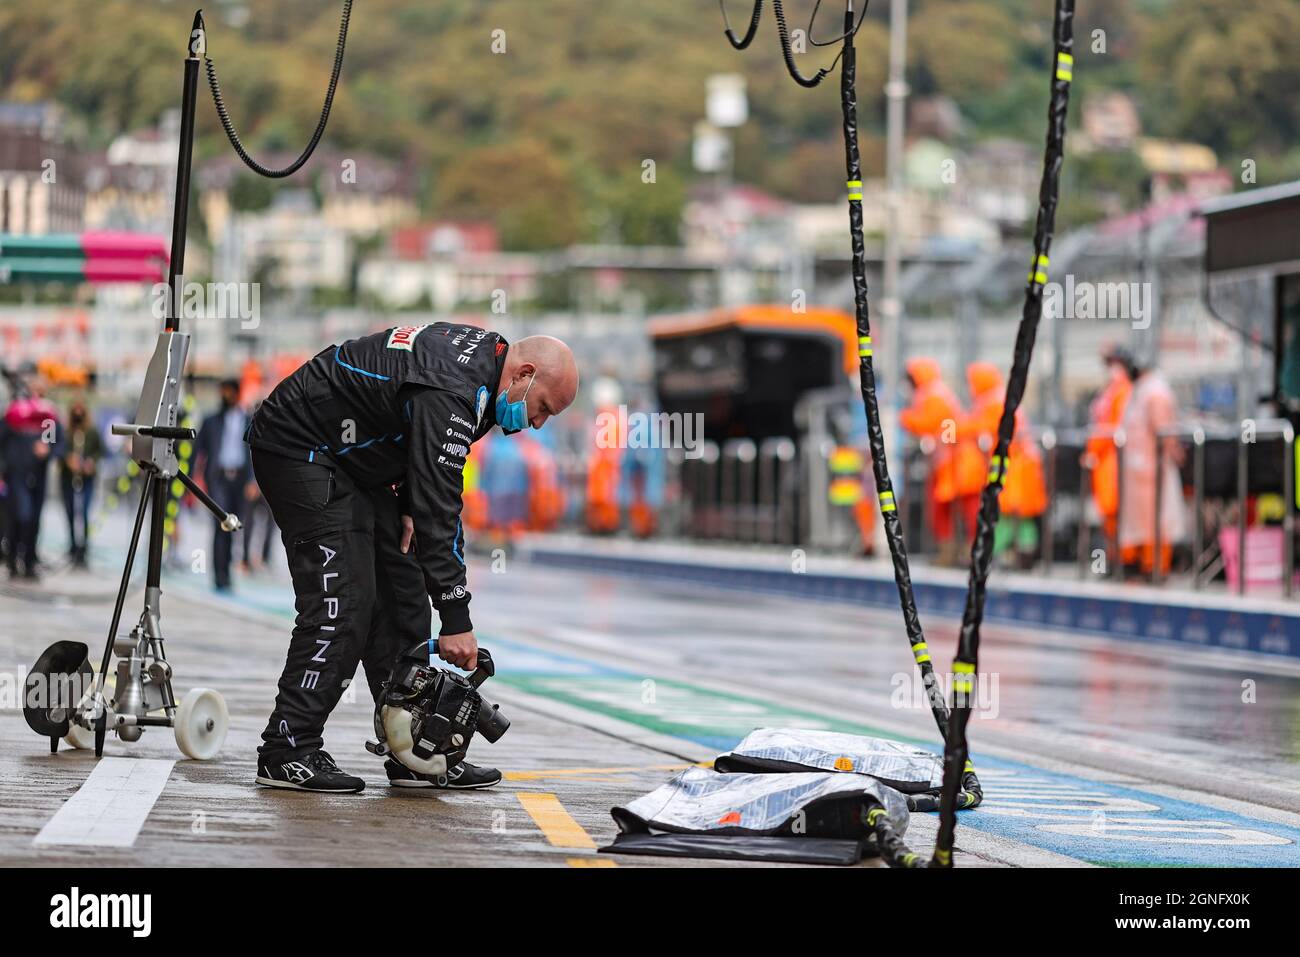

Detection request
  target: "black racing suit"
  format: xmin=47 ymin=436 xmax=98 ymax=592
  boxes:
xmin=246 ymin=322 xmax=507 ymax=759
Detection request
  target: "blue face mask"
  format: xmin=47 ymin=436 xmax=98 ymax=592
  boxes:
xmin=495 ymin=373 xmax=536 ymax=435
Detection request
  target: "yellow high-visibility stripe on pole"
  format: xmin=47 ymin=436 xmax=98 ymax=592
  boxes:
xmin=988 ymin=454 xmax=1005 ymax=483
xmin=1028 ymin=254 xmax=1049 ymax=286
xmin=953 ymin=660 xmax=975 ymax=695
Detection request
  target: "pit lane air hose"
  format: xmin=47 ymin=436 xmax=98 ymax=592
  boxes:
xmin=932 ymin=0 xmax=1075 ymax=869
xmin=720 ymin=0 xmax=763 ymax=49
xmin=203 ymin=0 xmax=353 ymax=178
xmin=717 ymin=1 xmax=983 ymax=842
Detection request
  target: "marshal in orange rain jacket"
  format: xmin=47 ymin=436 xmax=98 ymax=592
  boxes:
xmin=900 ymin=357 xmax=984 ymax=503
xmin=962 ymin=361 xmax=1047 ymax=518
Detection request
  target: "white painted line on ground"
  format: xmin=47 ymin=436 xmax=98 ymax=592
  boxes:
xmin=34 ymin=757 xmax=175 ymax=848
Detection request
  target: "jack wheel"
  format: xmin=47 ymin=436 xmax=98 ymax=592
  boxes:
xmin=174 ymin=688 xmax=228 ymax=761
xmin=65 ymin=720 xmax=98 ymax=751
xmin=66 ymin=676 xmax=115 ymax=752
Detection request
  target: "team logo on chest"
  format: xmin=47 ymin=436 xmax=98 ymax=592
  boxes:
xmin=386 ymin=324 xmax=429 ymax=351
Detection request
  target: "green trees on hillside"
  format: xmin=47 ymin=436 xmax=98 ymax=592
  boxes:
xmin=3 ymin=0 xmax=1299 ymax=245
xmin=1140 ymin=0 xmax=1300 ymax=159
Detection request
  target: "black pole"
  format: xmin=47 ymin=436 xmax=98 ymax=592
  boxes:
xmin=98 ymin=473 xmax=155 ymax=680
xmin=178 ymin=468 xmax=241 ymax=525
xmin=165 ymin=10 xmax=204 ymax=333
xmin=933 ymin=0 xmax=1076 ymax=867
xmin=145 ymin=471 xmax=169 ymax=588
xmin=838 ymin=1 xmax=960 ymax=760
xmin=145 ymin=10 xmax=204 ymax=592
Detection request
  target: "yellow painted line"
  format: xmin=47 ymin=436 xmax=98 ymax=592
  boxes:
xmin=567 ymin=857 xmax=617 ymax=868
xmin=505 ymin=762 xmax=693 ymax=782
xmin=517 ymin=792 xmax=598 ymax=850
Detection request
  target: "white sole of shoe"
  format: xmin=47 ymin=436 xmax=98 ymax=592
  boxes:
xmin=387 ymin=777 xmax=500 ymax=790
xmin=254 ymin=775 xmax=364 ymax=793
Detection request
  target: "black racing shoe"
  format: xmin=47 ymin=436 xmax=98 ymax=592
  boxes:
xmin=385 ymin=759 xmax=502 ymax=790
xmin=256 ymin=750 xmax=365 ymax=793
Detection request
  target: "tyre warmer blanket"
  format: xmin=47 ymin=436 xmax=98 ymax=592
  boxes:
xmin=714 ymin=727 xmax=943 ymax=794
xmin=601 ymin=732 xmax=915 ymax=865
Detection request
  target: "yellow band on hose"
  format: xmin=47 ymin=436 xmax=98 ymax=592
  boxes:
xmin=858 ymin=334 xmax=872 ymax=357
xmin=912 ymin=641 xmax=931 ymax=663
xmin=1029 ymin=254 xmax=1050 ymax=285
xmin=933 ymin=848 xmax=952 ymax=866
xmin=847 ymin=180 xmax=863 ymax=201
xmin=955 ymin=662 xmax=975 ymax=695
xmin=1056 ymin=51 xmax=1074 ymax=81
xmin=988 ymin=453 xmax=1005 ymax=483
xmin=879 ymin=490 xmax=896 ymax=513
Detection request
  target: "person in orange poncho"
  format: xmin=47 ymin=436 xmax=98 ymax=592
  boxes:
xmin=586 ymin=403 xmax=623 ymax=534
xmin=1085 ymin=345 xmax=1133 ymax=543
xmin=900 ymin=357 xmax=983 ymax=563
xmin=963 ymin=361 xmax=1047 ymax=568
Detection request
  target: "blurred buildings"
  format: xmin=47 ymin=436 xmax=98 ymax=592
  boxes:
xmin=0 ymin=94 xmax=1263 ymax=426
xmin=0 ymin=103 xmax=85 ymax=235
xmin=82 ymin=126 xmax=174 ymax=232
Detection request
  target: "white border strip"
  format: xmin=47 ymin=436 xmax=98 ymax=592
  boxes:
xmin=34 ymin=757 xmax=175 ymax=848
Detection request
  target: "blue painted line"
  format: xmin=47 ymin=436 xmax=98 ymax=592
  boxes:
xmin=955 ymin=753 xmax=1300 ymax=867
xmin=531 ymin=549 xmax=1300 ymax=662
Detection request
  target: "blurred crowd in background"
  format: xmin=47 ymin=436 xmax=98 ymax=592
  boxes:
xmin=3 ymin=319 xmax=1273 ymax=598
xmin=4 ymin=1 xmax=1300 ymax=596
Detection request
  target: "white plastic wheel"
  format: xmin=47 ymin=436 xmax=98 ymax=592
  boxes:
xmin=64 ymin=720 xmax=97 ymax=750
xmin=174 ymin=688 xmax=228 ymax=761
xmin=64 ymin=676 xmax=113 ymax=750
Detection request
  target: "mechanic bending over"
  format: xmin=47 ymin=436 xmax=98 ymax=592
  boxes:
xmin=245 ymin=324 xmax=579 ymax=792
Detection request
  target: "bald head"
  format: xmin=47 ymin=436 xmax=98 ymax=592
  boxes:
xmin=498 ymin=335 xmax=579 ymax=431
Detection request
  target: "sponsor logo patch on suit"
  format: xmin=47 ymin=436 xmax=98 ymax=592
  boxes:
xmin=386 ymin=325 xmax=429 ymax=351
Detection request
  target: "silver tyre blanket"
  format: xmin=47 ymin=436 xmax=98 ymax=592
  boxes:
xmin=715 ymin=727 xmax=943 ymax=793
xmin=614 ymin=765 xmax=909 ymax=837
